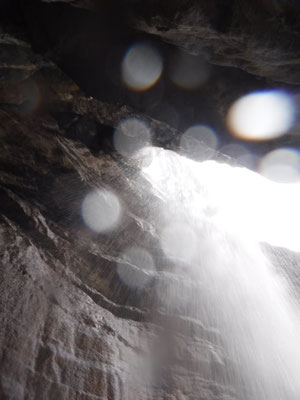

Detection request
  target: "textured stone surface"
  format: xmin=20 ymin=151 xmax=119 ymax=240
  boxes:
xmin=25 ymin=0 xmax=300 ymax=85
xmin=0 ymin=31 xmax=239 ymax=400
xmin=11 ymin=0 xmax=299 ymax=159
xmin=1 ymin=2 xmax=300 ymax=400
xmin=134 ymin=1 xmax=300 ymax=84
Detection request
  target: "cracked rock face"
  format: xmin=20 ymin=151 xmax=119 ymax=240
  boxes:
xmin=32 ymin=0 xmax=300 ymax=84
xmin=0 ymin=29 xmax=236 ymax=400
xmin=1 ymin=1 xmax=300 ymax=400
xmin=13 ymin=0 xmax=300 ymax=158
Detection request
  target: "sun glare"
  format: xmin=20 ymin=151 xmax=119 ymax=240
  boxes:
xmin=141 ymin=147 xmax=300 ymax=253
xmin=227 ymin=90 xmax=296 ymax=141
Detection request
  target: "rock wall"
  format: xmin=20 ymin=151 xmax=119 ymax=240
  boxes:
xmin=1 ymin=2 xmax=300 ymax=399
xmin=0 ymin=28 xmax=239 ymax=400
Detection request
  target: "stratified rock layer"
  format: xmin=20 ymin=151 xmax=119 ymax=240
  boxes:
xmin=0 ymin=31 xmax=239 ymax=400
xmin=1 ymin=2 xmax=300 ymax=400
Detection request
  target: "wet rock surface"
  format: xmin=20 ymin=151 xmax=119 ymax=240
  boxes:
xmin=0 ymin=29 xmax=237 ymax=400
xmin=1 ymin=2 xmax=300 ymax=400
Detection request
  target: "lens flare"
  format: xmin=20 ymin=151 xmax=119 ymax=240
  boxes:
xmin=114 ymin=118 xmax=152 ymax=158
xmin=134 ymin=146 xmax=156 ymax=169
xmin=117 ymin=247 xmax=156 ymax=288
xmin=220 ymin=143 xmax=248 ymax=158
xmin=227 ymin=90 xmax=296 ymax=141
xmin=141 ymin=146 xmax=300 ymax=398
xmin=180 ymin=125 xmax=218 ymax=160
xmin=170 ymin=54 xmax=209 ymax=90
xmin=81 ymin=189 xmax=121 ymax=233
xmin=122 ymin=43 xmax=163 ymax=91
xmin=220 ymin=143 xmax=258 ymax=169
xmin=259 ymin=148 xmax=300 ymax=183
xmin=160 ymin=222 xmax=197 ymax=264
xmin=141 ymin=147 xmax=300 ymax=252
xmin=237 ymin=153 xmax=258 ymax=169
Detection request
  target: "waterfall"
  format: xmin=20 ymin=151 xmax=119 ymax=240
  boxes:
xmin=140 ymin=147 xmax=300 ymax=400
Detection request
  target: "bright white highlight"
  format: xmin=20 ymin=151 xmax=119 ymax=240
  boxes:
xmin=160 ymin=222 xmax=197 ymax=263
xmin=227 ymin=90 xmax=295 ymax=140
xmin=141 ymin=146 xmax=300 ymax=400
xmin=260 ymin=148 xmax=300 ymax=183
xmin=142 ymin=147 xmax=300 ymax=252
xmin=117 ymin=247 xmax=156 ymax=288
xmin=180 ymin=125 xmax=218 ymax=160
xmin=122 ymin=43 xmax=163 ymax=91
xmin=114 ymin=118 xmax=152 ymax=158
xmin=81 ymin=189 xmax=121 ymax=233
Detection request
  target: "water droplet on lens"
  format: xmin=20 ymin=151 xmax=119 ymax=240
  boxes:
xmin=122 ymin=43 xmax=163 ymax=91
xmin=227 ymin=90 xmax=296 ymax=141
xmin=81 ymin=189 xmax=121 ymax=233
xmin=180 ymin=125 xmax=218 ymax=160
xmin=114 ymin=118 xmax=152 ymax=158
xmin=259 ymin=148 xmax=300 ymax=183
xmin=117 ymin=247 xmax=156 ymax=288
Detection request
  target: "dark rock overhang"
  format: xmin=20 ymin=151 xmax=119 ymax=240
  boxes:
xmin=2 ymin=3 xmax=300 ymax=400
xmin=2 ymin=0 xmax=300 ymax=163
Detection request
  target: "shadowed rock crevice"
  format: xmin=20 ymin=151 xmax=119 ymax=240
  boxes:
xmin=1 ymin=2 xmax=300 ymax=400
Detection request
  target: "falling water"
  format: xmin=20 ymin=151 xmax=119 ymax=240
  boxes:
xmin=140 ymin=147 xmax=300 ymax=400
